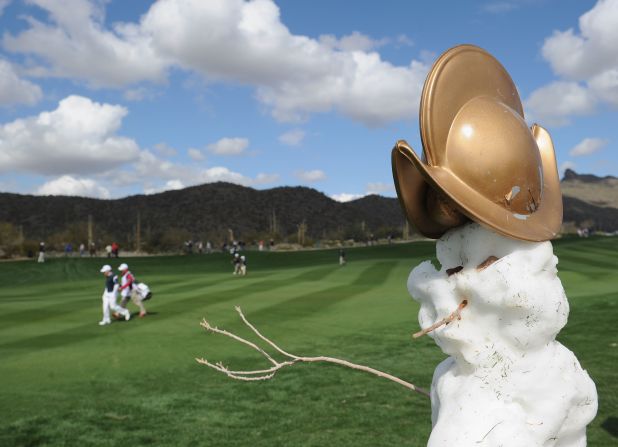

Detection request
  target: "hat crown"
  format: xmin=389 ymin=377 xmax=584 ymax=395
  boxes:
xmin=444 ymin=96 xmax=542 ymax=215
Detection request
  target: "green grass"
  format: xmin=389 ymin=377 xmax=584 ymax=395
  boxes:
xmin=0 ymin=238 xmax=616 ymax=446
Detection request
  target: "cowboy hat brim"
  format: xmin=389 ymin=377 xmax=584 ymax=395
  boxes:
xmin=392 ymin=124 xmax=563 ymax=242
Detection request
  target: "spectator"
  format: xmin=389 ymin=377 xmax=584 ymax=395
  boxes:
xmin=339 ymin=248 xmax=347 ymax=266
xmin=38 ymin=242 xmax=46 ymax=263
xmin=111 ymin=242 xmax=119 ymax=258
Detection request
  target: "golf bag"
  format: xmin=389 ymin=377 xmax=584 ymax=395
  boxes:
xmin=135 ymin=282 xmax=153 ymax=301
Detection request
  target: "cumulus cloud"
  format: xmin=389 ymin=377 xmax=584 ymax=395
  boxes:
xmin=0 ymin=95 xmax=140 ymax=175
xmin=331 ymin=181 xmax=395 ymax=202
xmin=3 ymin=0 xmax=429 ymax=126
xmin=366 ymin=182 xmax=394 ymax=194
xmin=542 ymin=0 xmax=618 ymax=81
xmin=296 ymin=169 xmax=326 ymax=182
xmin=153 ymin=142 xmax=177 ymax=157
xmin=142 ymin=0 xmax=429 ymax=125
xmin=278 ymin=128 xmax=305 ymax=146
xmin=123 ymin=87 xmax=156 ymax=102
xmin=525 ymin=81 xmax=596 ymax=126
xmin=255 ymin=172 xmax=279 ymax=184
xmin=319 ymin=31 xmax=388 ymax=52
xmin=0 ymin=0 xmax=10 ymax=16
xmin=530 ymin=0 xmax=618 ymax=121
xmin=131 ymin=150 xmax=192 ymax=182
xmin=36 ymin=175 xmax=110 ymax=198
xmin=331 ymin=193 xmax=363 ymax=202
xmin=396 ymin=34 xmax=414 ymax=47
xmin=107 ymin=148 xmax=278 ymax=195
xmin=144 ymin=179 xmax=184 ymax=195
xmin=0 ymin=59 xmax=42 ymax=106
xmin=588 ymin=68 xmax=618 ymax=105
xmin=569 ymin=137 xmax=608 ymax=156
xmin=207 ymin=137 xmax=249 ymax=155
xmin=3 ymin=0 xmax=168 ymax=87
xmin=187 ymin=147 xmax=204 ymax=160
xmin=559 ymin=161 xmax=577 ymax=177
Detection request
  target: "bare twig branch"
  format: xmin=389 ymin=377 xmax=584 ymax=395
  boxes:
xmin=413 ymin=256 xmax=499 ymax=339
xmin=234 ymin=306 xmax=300 ymax=360
xmin=200 ymin=318 xmax=277 ymax=365
xmin=198 ymin=308 xmax=430 ymax=398
xmin=412 ymin=299 xmax=468 ymax=339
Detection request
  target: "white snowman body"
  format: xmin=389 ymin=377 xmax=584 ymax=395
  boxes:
xmin=408 ymin=223 xmax=597 ymax=446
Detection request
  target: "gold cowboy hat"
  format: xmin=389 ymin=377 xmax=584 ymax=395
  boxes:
xmin=392 ymin=44 xmax=562 ymax=242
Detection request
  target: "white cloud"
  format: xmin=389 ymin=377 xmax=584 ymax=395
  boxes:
xmin=331 ymin=182 xmax=395 ymax=202
xmin=199 ymin=166 xmax=250 ymax=184
xmin=366 ymin=182 xmax=394 ymax=195
xmin=36 ymin=175 xmax=110 ymax=198
xmin=131 ymin=150 xmax=190 ymax=181
xmin=0 ymin=95 xmax=140 ymax=175
xmin=142 ymin=0 xmax=429 ymax=125
xmin=188 ymin=147 xmax=204 ymax=160
xmin=153 ymin=142 xmax=177 ymax=157
xmin=3 ymin=0 xmax=429 ymax=126
xmin=525 ymin=81 xmax=596 ymax=126
xmin=144 ymin=179 xmax=185 ymax=195
xmin=3 ymin=0 xmax=168 ymax=87
xmin=0 ymin=59 xmax=42 ymax=106
xmin=123 ymin=87 xmax=155 ymax=102
xmin=0 ymin=0 xmax=10 ymax=16
xmin=559 ymin=161 xmax=577 ymax=177
xmin=542 ymin=0 xmax=618 ymax=80
xmin=534 ymin=0 xmax=618 ymax=117
xmin=254 ymin=172 xmax=279 ymax=184
xmin=207 ymin=137 xmax=249 ymax=155
xmin=588 ymin=68 xmax=618 ymax=105
xmin=331 ymin=193 xmax=363 ymax=202
xmin=278 ymin=128 xmax=305 ymax=146
xmin=319 ymin=31 xmax=388 ymax=52
xmin=109 ymin=147 xmax=277 ymax=194
xmin=569 ymin=137 xmax=608 ymax=156
xmin=296 ymin=169 xmax=326 ymax=182
xmin=396 ymin=34 xmax=414 ymax=47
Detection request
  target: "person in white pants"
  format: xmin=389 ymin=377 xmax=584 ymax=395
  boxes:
xmin=99 ymin=265 xmax=130 ymax=325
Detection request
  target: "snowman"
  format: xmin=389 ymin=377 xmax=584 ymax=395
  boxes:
xmin=391 ymin=45 xmax=597 ymax=446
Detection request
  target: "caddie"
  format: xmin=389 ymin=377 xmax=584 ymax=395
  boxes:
xmin=118 ymin=263 xmax=147 ymax=317
xmin=99 ymin=264 xmax=130 ymax=326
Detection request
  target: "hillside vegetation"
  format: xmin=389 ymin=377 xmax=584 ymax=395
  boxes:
xmin=0 ymin=170 xmax=616 ymax=254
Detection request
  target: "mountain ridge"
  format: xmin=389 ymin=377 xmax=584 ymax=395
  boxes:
xmin=1 ymin=169 xmax=617 ymax=252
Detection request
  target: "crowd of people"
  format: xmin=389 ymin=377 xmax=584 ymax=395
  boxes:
xmin=36 ymin=241 xmax=118 ymax=262
xmin=98 ymin=262 xmax=149 ymax=325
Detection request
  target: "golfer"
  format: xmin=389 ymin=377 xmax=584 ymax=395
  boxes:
xmin=118 ymin=263 xmax=147 ymax=317
xmin=232 ymin=252 xmax=241 ymax=275
xmin=99 ymin=265 xmax=130 ymax=325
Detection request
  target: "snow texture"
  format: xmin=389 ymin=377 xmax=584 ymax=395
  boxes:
xmin=408 ymin=223 xmax=597 ymax=446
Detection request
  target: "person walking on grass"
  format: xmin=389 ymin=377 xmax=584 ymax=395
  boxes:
xmin=37 ymin=242 xmax=45 ymax=263
xmin=339 ymin=248 xmax=347 ymax=266
xmin=118 ymin=263 xmax=147 ymax=317
xmin=99 ymin=265 xmax=130 ymax=326
xmin=232 ymin=252 xmax=241 ymax=275
xmin=239 ymin=255 xmax=247 ymax=276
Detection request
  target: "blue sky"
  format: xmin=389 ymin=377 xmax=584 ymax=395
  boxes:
xmin=0 ymin=0 xmax=616 ymax=200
